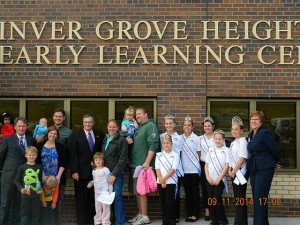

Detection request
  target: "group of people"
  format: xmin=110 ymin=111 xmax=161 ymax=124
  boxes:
xmin=0 ymin=107 xmax=281 ymax=225
xmin=154 ymin=111 xmax=281 ymax=225
xmin=0 ymin=108 xmax=72 ymax=225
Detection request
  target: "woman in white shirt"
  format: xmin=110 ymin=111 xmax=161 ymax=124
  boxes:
xmin=180 ymin=116 xmax=201 ymax=222
xmin=228 ymin=116 xmax=249 ymax=225
xmin=199 ymin=116 xmax=215 ymax=221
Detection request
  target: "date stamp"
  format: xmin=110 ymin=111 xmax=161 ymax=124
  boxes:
xmin=208 ymin=197 xmax=281 ymax=206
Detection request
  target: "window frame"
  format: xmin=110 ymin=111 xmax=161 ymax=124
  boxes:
xmin=208 ymin=98 xmax=300 ymax=172
xmin=0 ymin=96 xmax=157 ymax=129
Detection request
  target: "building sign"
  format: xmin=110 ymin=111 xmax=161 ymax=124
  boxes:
xmin=0 ymin=20 xmax=299 ymax=65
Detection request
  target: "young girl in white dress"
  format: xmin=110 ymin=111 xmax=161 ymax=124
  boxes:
xmin=87 ymin=152 xmax=112 ymax=225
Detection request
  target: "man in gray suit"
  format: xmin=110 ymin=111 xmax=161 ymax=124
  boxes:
xmin=0 ymin=117 xmax=35 ymax=225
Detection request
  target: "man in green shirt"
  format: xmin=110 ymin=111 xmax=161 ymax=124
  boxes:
xmin=126 ymin=107 xmax=159 ymax=225
xmin=52 ymin=108 xmax=72 ymax=224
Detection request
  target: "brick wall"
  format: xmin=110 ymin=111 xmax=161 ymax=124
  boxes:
xmin=1 ymin=0 xmax=300 ymax=220
xmin=1 ymin=1 xmax=300 ymax=127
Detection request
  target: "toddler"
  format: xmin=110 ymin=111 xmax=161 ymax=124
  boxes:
xmin=121 ymin=106 xmax=138 ymax=138
xmin=0 ymin=112 xmax=14 ymax=139
xmin=40 ymin=176 xmax=59 ymax=225
xmin=87 ymin=152 xmax=113 ymax=225
xmin=33 ymin=117 xmax=47 ymax=140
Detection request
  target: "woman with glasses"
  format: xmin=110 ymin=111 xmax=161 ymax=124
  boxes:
xmin=247 ymin=111 xmax=281 ymax=225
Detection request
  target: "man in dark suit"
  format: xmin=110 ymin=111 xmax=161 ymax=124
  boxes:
xmin=70 ymin=114 xmax=104 ymax=225
xmin=0 ymin=117 xmax=35 ymax=225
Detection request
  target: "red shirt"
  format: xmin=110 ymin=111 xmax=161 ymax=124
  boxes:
xmin=1 ymin=124 xmax=14 ymax=137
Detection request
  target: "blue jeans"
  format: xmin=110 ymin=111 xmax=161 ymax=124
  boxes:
xmin=113 ymin=173 xmax=125 ymax=225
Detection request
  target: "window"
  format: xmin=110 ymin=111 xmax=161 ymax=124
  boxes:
xmin=70 ymin=101 xmax=109 ymax=133
xmin=0 ymin=97 xmax=156 ymax=137
xmin=26 ymin=100 xmax=64 ymax=134
xmin=0 ymin=100 xmax=20 ymax=122
xmin=257 ymin=102 xmax=296 ymax=169
xmin=210 ymin=101 xmax=250 ymax=132
xmin=208 ymin=99 xmax=299 ymax=170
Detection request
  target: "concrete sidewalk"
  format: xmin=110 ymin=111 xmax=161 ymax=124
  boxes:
xmin=63 ymin=217 xmax=300 ymax=225
xmin=145 ymin=217 xmax=300 ymax=225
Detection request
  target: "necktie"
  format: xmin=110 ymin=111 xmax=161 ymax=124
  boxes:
xmin=19 ymin=136 xmax=25 ymax=152
xmin=88 ymin=132 xmax=94 ymax=152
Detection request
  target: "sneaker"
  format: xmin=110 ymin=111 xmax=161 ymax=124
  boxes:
xmin=128 ymin=214 xmax=142 ymax=223
xmin=132 ymin=215 xmax=151 ymax=225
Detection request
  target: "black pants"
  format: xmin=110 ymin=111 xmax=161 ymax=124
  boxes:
xmin=200 ymin=161 xmax=209 ymax=209
xmin=182 ymin=173 xmax=200 ymax=218
xmin=40 ymin=201 xmax=57 ymax=225
xmin=57 ymin=183 xmax=65 ymax=222
xmin=74 ymin=179 xmax=95 ymax=225
xmin=158 ymin=184 xmax=176 ymax=225
xmin=250 ymin=168 xmax=274 ymax=225
xmin=207 ymin=180 xmax=227 ymax=224
xmin=0 ymin=183 xmax=21 ymax=225
xmin=175 ymin=178 xmax=181 ymax=220
xmin=20 ymin=196 xmax=41 ymax=225
xmin=232 ymin=180 xmax=248 ymax=225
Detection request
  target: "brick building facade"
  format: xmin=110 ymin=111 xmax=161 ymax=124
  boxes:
xmin=1 ymin=0 xmax=300 ymax=223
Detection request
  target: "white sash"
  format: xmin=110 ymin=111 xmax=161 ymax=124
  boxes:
xmin=203 ymin=137 xmax=210 ymax=153
xmin=173 ymin=158 xmax=184 ymax=177
xmin=208 ymin=148 xmax=228 ymax=194
xmin=156 ymin=152 xmax=178 ymax=182
xmin=181 ymin=136 xmax=201 ymax=176
xmin=229 ymin=143 xmax=247 ymax=185
xmin=160 ymin=145 xmax=184 ymax=177
xmin=200 ymin=137 xmax=209 ymax=155
xmin=156 ymin=152 xmax=178 ymax=198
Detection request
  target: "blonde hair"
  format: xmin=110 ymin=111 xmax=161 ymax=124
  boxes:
xmin=250 ymin=111 xmax=265 ymax=123
xmin=124 ymin=106 xmax=135 ymax=119
xmin=92 ymin=152 xmax=105 ymax=169
xmin=46 ymin=176 xmax=58 ymax=189
xmin=25 ymin=146 xmax=38 ymax=155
